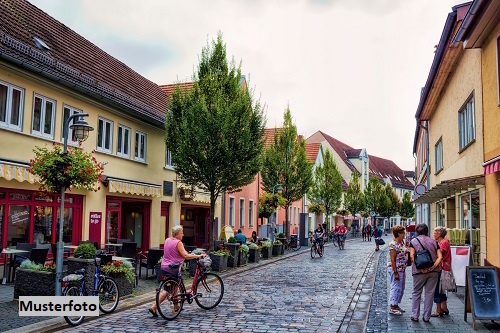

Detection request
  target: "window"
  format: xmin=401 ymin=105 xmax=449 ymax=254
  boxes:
xmin=135 ymin=131 xmax=147 ymax=162
xmin=293 ymin=207 xmax=296 ymax=225
xmin=289 ymin=207 xmax=292 ymax=225
xmin=239 ymin=199 xmax=245 ymax=228
xmin=63 ymin=105 xmax=81 ymax=143
xmin=32 ymin=94 xmax=55 ymax=138
xmin=117 ymin=125 xmax=131 ymax=158
xmin=436 ymin=201 xmax=445 ymax=227
xmin=458 ymin=95 xmax=475 ymax=150
xmin=97 ymin=117 xmax=113 ymax=153
xmin=229 ymin=197 xmax=235 ymax=226
xmin=434 ymin=139 xmax=443 ymax=173
xmin=165 ymin=148 xmax=174 ymax=168
xmin=248 ymin=200 xmax=254 ymax=227
xmin=0 ymin=80 xmax=24 ymax=131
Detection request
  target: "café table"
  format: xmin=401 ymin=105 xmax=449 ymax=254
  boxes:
xmin=104 ymin=243 xmax=122 ymax=255
xmin=112 ymin=256 xmax=132 ymax=261
xmin=64 ymin=245 xmax=79 ymax=249
xmin=1 ymin=248 xmax=29 ymax=285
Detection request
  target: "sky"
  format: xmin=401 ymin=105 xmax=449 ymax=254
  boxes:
xmin=29 ymin=0 xmax=466 ymax=171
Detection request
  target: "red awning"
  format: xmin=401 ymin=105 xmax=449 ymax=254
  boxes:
xmin=484 ymin=160 xmax=500 ymax=176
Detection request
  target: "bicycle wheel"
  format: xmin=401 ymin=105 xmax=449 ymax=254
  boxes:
xmin=157 ymin=278 xmax=184 ymax=320
xmin=291 ymin=241 xmax=301 ymax=251
xmin=98 ymin=276 xmax=120 ymax=314
xmin=310 ymin=246 xmax=316 ymax=258
xmin=195 ymin=272 xmax=224 ymax=310
xmin=63 ymin=285 xmax=85 ymax=327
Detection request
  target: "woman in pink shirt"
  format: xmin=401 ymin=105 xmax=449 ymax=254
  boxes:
xmin=432 ymin=226 xmax=451 ymax=317
xmin=149 ymin=225 xmax=204 ymax=317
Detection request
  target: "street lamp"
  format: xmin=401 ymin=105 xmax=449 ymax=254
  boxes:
xmin=270 ymin=184 xmax=283 ymax=242
xmin=55 ymin=113 xmax=93 ymax=296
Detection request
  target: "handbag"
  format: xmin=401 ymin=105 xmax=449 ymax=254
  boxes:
xmin=375 ymin=238 xmax=385 ymax=246
xmin=413 ymin=238 xmax=434 ymax=270
xmin=440 ymin=270 xmax=457 ymax=292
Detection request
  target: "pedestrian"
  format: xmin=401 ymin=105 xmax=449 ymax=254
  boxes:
xmin=432 ymin=226 xmax=451 ymax=317
xmin=235 ymin=229 xmax=247 ymax=244
xmin=250 ymin=230 xmax=258 ymax=243
xmin=362 ymin=224 xmax=367 ymax=241
xmin=366 ymin=223 xmax=372 ymax=241
xmin=335 ymin=222 xmax=347 ymax=250
xmin=388 ymin=226 xmax=409 ymax=315
xmin=372 ymin=226 xmax=383 ymax=251
xmin=149 ymin=225 xmax=205 ymax=317
xmin=409 ymin=223 xmax=443 ymax=323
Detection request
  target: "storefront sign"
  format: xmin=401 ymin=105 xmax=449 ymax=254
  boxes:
xmin=11 ymin=209 xmax=29 ymax=224
xmin=90 ymin=212 xmax=102 ymax=225
xmin=451 ymin=246 xmax=470 ymax=286
xmin=89 ymin=212 xmax=102 ymax=248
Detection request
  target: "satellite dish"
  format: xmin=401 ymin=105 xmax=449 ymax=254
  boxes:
xmin=414 ymin=183 xmax=427 ymax=195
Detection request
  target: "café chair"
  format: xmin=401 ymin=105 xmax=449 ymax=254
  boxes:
xmin=138 ymin=249 xmax=163 ymax=279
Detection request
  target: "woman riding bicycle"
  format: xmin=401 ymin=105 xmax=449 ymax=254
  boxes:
xmin=313 ymin=224 xmax=324 ymax=255
xmin=149 ymin=225 xmax=205 ymax=317
xmin=335 ymin=222 xmax=348 ymax=250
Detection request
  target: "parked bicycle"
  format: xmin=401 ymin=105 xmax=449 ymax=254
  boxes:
xmin=62 ymin=256 xmax=120 ymax=326
xmin=156 ymin=256 xmax=224 ymax=320
xmin=283 ymin=237 xmax=301 ymax=251
xmin=310 ymin=237 xmax=323 ymax=258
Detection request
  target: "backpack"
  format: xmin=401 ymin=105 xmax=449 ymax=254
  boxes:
xmin=413 ymin=238 xmax=434 ymax=270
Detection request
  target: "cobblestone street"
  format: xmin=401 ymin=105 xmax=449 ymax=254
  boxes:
xmin=54 ymin=239 xmax=377 ymax=333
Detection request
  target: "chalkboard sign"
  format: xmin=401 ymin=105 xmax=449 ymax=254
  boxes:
xmin=464 ymin=266 xmax=500 ymax=329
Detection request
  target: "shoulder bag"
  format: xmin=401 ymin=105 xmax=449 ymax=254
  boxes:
xmin=413 ymin=237 xmax=434 ymax=270
xmin=440 ymin=270 xmax=457 ymax=292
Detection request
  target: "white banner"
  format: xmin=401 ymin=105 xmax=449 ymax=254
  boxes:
xmin=19 ymin=296 xmax=99 ymax=317
xmin=451 ymin=246 xmax=470 ymax=287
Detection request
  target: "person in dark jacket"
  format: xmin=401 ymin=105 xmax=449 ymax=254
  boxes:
xmin=373 ymin=226 xmax=383 ymax=251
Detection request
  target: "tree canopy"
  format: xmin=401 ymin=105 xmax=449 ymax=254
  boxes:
xmin=379 ymin=184 xmax=401 ymax=223
xmin=344 ymin=171 xmax=366 ymax=223
xmin=364 ymin=176 xmax=385 ymax=225
xmin=400 ymin=191 xmax=415 ymax=221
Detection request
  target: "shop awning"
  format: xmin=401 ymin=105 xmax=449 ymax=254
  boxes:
xmin=484 ymin=157 xmax=500 ymax=176
xmin=0 ymin=160 xmax=39 ymax=184
xmin=104 ymin=176 xmax=161 ymax=197
xmin=413 ymin=175 xmax=484 ymax=204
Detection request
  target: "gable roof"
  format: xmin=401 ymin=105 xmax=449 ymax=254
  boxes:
xmin=0 ymin=0 xmax=167 ymax=126
xmin=316 ymin=131 xmax=358 ymax=173
xmin=305 ymin=143 xmax=321 ymax=163
xmin=345 ymin=149 xmax=362 ymax=158
xmin=368 ymin=155 xmax=414 ymax=190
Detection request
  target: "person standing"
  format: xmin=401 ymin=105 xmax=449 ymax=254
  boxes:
xmin=372 ymin=225 xmax=383 ymax=251
xmin=235 ymin=229 xmax=247 ymax=244
xmin=409 ymin=224 xmax=443 ymax=323
xmin=432 ymin=226 xmax=451 ymax=317
xmin=388 ymin=226 xmax=409 ymax=315
xmin=366 ymin=223 xmax=372 ymax=241
xmin=362 ymin=224 xmax=367 ymax=241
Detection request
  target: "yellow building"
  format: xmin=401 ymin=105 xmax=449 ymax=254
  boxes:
xmin=0 ymin=0 xmax=219 ymax=254
xmin=454 ymin=0 xmax=500 ymax=267
xmin=413 ymin=2 xmax=488 ymax=266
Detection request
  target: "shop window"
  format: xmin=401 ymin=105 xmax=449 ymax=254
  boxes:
xmin=0 ymin=191 xmax=5 ymax=200
xmin=9 ymin=192 xmax=31 ymax=201
xmin=57 ymin=207 xmax=73 ymax=244
xmin=436 ymin=201 xmax=445 ymax=227
xmin=34 ymin=206 xmax=53 ymax=245
xmin=8 ymin=205 xmax=30 ymax=246
xmin=107 ymin=211 xmax=119 ymax=243
xmin=32 ymin=94 xmax=56 ymax=139
xmin=229 ymin=197 xmax=235 ymax=227
xmin=0 ymin=80 xmax=24 ymax=131
xmin=0 ymin=204 xmax=3 ymax=249
xmin=460 ymin=191 xmax=480 ymax=230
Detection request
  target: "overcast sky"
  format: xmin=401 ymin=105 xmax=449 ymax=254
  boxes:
xmin=30 ymin=0 xmax=465 ymax=171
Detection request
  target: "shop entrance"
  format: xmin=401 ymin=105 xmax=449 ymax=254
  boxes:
xmin=181 ymin=206 xmax=210 ymax=249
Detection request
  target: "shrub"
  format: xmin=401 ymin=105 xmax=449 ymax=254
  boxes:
xmin=227 ymin=236 xmax=237 ymax=244
xmin=73 ymin=243 xmax=96 ymax=259
xmin=239 ymin=244 xmax=249 ymax=254
xmin=278 ymin=233 xmax=285 ymax=238
xmin=261 ymin=241 xmax=272 ymax=249
xmin=247 ymin=242 xmax=259 ymax=250
xmin=19 ymin=260 xmax=56 ymax=273
xmin=273 ymin=240 xmax=282 ymax=245
xmin=211 ymin=249 xmax=230 ymax=256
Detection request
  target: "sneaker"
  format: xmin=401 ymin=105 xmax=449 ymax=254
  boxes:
xmin=389 ymin=308 xmax=403 ymax=315
xmin=397 ymin=306 xmax=406 ymax=312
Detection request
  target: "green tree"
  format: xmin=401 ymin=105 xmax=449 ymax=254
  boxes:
xmin=379 ymin=184 xmax=402 ymax=229
xmin=308 ymin=150 xmax=343 ymax=230
xmin=344 ymin=172 xmax=366 ymax=226
xmin=261 ymin=108 xmax=313 ymax=239
xmin=364 ymin=176 xmax=384 ymax=226
xmin=400 ymin=191 xmax=415 ymax=222
xmin=165 ymin=33 xmax=265 ymax=249
xmin=258 ymin=193 xmax=285 ymax=221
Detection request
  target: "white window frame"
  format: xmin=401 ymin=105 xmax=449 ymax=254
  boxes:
xmin=0 ymin=80 xmax=24 ymax=131
xmin=117 ymin=124 xmax=131 ymax=158
xmin=32 ymin=94 xmax=56 ymax=139
xmin=458 ymin=95 xmax=475 ymax=151
xmin=165 ymin=147 xmax=174 ymax=169
xmin=134 ymin=131 xmax=147 ymax=162
xmin=248 ymin=200 xmax=254 ymax=227
xmin=239 ymin=198 xmax=245 ymax=228
xmin=97 ymin=117 xmax=113 ymax=154
xmin=229 ymin=197 xmax=235 ymax=227
xmin=62 ymin=105 xmax=82 ymax=145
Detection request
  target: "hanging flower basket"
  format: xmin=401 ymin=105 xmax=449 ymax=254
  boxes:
xmin=28 ymin=143 xmax=104 ymax=193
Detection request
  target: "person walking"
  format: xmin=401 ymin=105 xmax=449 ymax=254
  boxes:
xmin=372 ymin=225 xmax=383 ymax=251
xmin=432 ymin=226 xmax=451 ymax=317
xmin=362 ymin=224 xmax=367 ymax=241
xmin=388 ymin=226 xmax=409 ymax=315
xmin=409 ymin=223 xmax=443 ymax=323
xmin=366 ymin=223 xmax=372 ymax=241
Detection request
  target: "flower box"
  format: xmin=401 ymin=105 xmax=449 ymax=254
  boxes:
xmin=14 ymin=269 xmax=56 ymax=299
xmin=226 ymin=243 xmax=240 ymax=267
xmin=68 ymin=257 xmax=97 ymax=294
xmin=209 ymin=254 xmax=228 ymax=272
xmin=261 ymin=246 xmax=272 ymax=259
xmin=248 ymin=248 xmax=260 ymax=263
xmin=108 ymin=272 xmax=133 ymax=297
xmin=237 ymin=251 xmax=248 ymax=266
xmin=272 ymin=244 xmax=282 ymax=256
xmin=277 ymin=238 xmax=287 ymax=254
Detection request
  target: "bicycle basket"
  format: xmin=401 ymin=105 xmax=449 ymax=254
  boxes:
xmin=199 ymin=257 xmax=212 ymax=268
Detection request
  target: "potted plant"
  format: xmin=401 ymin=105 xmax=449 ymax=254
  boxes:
xmin=238 ymin=244 xmax=249 ymax=266
xmin=276 ymin=233 xmax=287 ymax=254
xmin=272 ymin=240 xmax=283 ymax=256
xmin=261 ymin=241 xmax=272 ymax=259
xmin=100 ymin=260 xmax=135 ymax=297
xmin=14 ymin=260 xmax=56 ymax=299
xmin=248 ymin=242 xmax=261 ymax=263
xmin=209 ymin=246 xmax=230 ymax=272
xmin=225 ymin=236 xmax=240 ymax=267
xmin=68 ymin=243 xmax=97 ymax=293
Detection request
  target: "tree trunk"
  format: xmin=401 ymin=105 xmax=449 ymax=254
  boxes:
xmin=210 ymin=193 xmax=216 ymax=251
xmin=285 ymin=204 xmax=290 ymax=240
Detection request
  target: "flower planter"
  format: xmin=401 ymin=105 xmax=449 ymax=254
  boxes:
xmin=261 ymin=247 xmax=272 ymax=259
xmin=272 ymin=244 xmax=282 ymax=256
xmin=237 ymin=251 xmax=248 ymax=266
xmin=277 ymin=238 xmax=287 ymax=253
xmin=68 ymin=257 xmax=98 ymax=294
xmin=209 ymin=254 xmax=228 ymax=272
xmin=14 ymin=269 xmax=56 ymax=299
xmin=248 ymin=248 xmax=260 ymax=263
xmin=226 ymin=243 xmax=240 ymax=267
xmin=108 ymin=273 xmax=134 ymax=297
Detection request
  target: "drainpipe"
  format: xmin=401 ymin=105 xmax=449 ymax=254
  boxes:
xmin=419 ymin=121 xmax=431 ymax=231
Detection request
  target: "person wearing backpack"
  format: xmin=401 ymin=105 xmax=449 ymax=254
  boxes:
xmin=409 ymin=224 xmax=443 ymax=323
xmin=372 ymin=226 xmax=383 ymax=251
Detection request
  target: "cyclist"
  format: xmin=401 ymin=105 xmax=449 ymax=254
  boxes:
xmin=335 ymin=222 xmax=348 ymax=250
xmin=149 ymin=225 xmax=205 ymax=317
xmin=313 ymin=223 xmax=324 ymax=255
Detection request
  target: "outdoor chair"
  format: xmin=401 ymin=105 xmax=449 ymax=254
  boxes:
xmin=138 ymin=249 xmax=163 ymax=279
xmin=97 ymin=253 xmax=113 ymax=266
xmin=120 ymin=242 xmax=138 ymax=286
xmin=50 ymin=243 xmax=68 ymax=265
xmin=12 ymin=247 xmax=49 ymax=281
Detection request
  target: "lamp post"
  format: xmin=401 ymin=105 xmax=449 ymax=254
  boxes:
xmin=55 ymin=113 xmax=93 ymax=296
xmin=271 ymin=184 xmax=283 ymax=242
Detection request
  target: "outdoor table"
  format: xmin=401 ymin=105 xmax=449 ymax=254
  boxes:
xmin=104 ymin=243 xmax=122 ymax=255
xmin=1 ymin=248 xmax=29 ymax=285
xmin=64 ymin=245 xmax=78 ymax=249
xmin=112 ymin=256 xmax=132 ymax=261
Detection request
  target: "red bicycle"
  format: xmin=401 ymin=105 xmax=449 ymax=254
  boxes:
xmin=155 ymin=256 xmax=224 ymax=320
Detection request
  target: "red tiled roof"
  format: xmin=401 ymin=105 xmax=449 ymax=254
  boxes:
xmin=0 ymin=0 xmax=167 ymax=125
xmin=160 ymin=82 xmax=195 ymax=109
xmin=263 ymin=128 xmax=283 ymax=147
xmin=345 ymin=149 xmax=361 ymax=158
xmin=317 ymin=131 xmax=358 ymax=173
xmin=342 ymin=178 xmax=348 ymax=191
xmin=368 ymin=155 xmax=414 ymax=190
xmin=305 ymin=143 xmax=321 ymax=163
